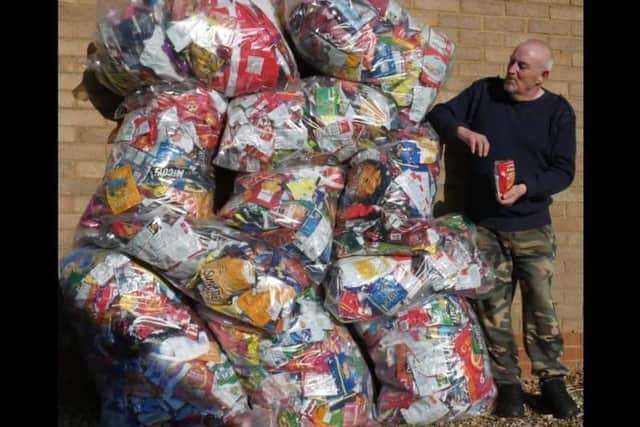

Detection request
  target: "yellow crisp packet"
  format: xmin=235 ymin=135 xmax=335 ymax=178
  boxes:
xmin=236 ymin=291 xmax=272 ymax=328
xmin=198 ymin=256 xmax=255 ymax=305
xmin=353 ymin=258 xmax=383 ymax=281
xmin=310 ymin=403 xmax=331 ymax=427
xmin=286 ymin=178 xmax=317 ymax=200
xmin=106 ymin=165 xmax=142 ymax=214
xmin=415 ymin=136 xmax=440 ymax=164
xmin=196 ymin=342 xmax=223 ymax=364
xmin=236 ymin=285 xmax=297 ymax=328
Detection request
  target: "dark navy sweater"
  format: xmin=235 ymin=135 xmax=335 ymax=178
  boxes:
xmin=427 ymin=77 xmax=576 ymax=231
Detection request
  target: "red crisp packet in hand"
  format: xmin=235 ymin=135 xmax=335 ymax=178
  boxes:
xmin=494 ymin=160 xmax=515 ymax=196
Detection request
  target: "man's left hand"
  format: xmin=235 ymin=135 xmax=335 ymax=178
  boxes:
xmin=497 ymin=183 xmax=527 ymax=206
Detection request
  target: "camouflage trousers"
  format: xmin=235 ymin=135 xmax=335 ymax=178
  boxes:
xmin=472 ymin=225 xmax=569 ymax=384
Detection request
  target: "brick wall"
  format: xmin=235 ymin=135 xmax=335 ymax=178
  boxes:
xmin=58 ymin=0 xmax=583 ymax=375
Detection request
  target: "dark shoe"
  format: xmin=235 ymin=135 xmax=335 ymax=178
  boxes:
xmin=494 ymin=383 xmax=525 ymax=418
xmin=540 ymin=377 xmax=579 ymax=419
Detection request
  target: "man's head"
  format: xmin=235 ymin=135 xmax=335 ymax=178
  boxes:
xmin=503 ymin=39 xmax=553 ymax=101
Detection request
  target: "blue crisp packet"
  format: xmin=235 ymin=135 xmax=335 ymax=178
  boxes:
xmin=366 ymin=276 xmax=408 ymax=315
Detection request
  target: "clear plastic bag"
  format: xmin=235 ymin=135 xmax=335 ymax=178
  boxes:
xmin=334 ymin=126 xmax=441 ymax=257
xmin=58 ymin=247 xmax=249 ymax=426
xmin=75 ymin=82 xmax=226 ymax=250
xmin=300 ymin=76 xmax=400 ymax=162
xmin=216 ymin=165 xmax=345 ymax=284
xmin=355 ymin=293 xmax=497 ymax=425
xmin=283 ymin=0 xmax=455 ymax=124
xmin=417 ymin=214 xmax=497 ymax=299
xmin=326 ymin=214 xmax=497 ymax=322
xmin=212 ymin=78 xmax=401 ymax=171
xmin=91 ymin=0 xmax=298 ymax=97
xmin=212 ymin=88 xmax=313 ymax=172
xmin=118 ymin=219 xmax=314 ymax=333
xmin=198 ymin=289 xmax=378 ymax=427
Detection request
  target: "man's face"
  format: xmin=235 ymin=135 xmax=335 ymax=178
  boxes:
xmin=503 ymin=44 xmax=548 ymax=98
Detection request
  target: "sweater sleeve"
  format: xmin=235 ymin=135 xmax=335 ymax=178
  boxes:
xmin=426 ymin=79 xmax=482 ymax=142
xmin=519 ymin=101 xmax=576 ymax=198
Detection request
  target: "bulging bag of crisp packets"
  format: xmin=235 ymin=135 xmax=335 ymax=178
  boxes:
xmin=216 ymin=165 xmax=345 ymax=284
xmin=212 ymin=88 xmax=315 ymax=172
xmin=325 ymin=214 xmax=497 ymax=322
xmin=198 ymin=288 xmax=378 ymax=427
xmin=213 ymin=77 xmax=403 ymax=172
xmin=300 ymin=76 xmax=400 ymax=162
xmin=282 ymin=0 xmax=455 ymax=125
xmin=355 ymin=293 xmax=497 ymax=426
xmin=58 ymin=247 xmax=249 ymax=426
xmin=75 ymin=82 xmax=226 ymax=251
xmin=333 ymin=125 xmax=441 ymax=258
xmin=90 ymin=0 xmax=298 ymax=97
xmin=111 ymin=217 xmax=314 ymax=334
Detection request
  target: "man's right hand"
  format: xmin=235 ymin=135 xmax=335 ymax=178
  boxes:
xmin=456 ymin=126 xmax=490 ymax=157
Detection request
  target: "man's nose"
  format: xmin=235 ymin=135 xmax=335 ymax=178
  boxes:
xmin=507 ymin=62 xmax=518 ymax=74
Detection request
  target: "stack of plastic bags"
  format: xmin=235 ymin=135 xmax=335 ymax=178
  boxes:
xmin=75 ymin=82 xmax=227 ymax=250
xmin=216 ymin=165 xmax=345 ymax=282
xmin=355 ymin=293 xmax=497 ymax=425
xmin=282 ymin=0 xmax=455 ymax=126
xmin=92 ymin=0 xmax=298 ymax=97
xmin=59 ymin=247 xmax=249 ymax=426
xmin=198 ymin=289 xmax=378 ymax=427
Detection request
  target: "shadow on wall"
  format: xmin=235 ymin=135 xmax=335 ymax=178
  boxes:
xmin=433 ymin=138 xmax=474 ymax=218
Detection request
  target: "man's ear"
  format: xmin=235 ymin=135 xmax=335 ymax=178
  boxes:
xmin=542 ymin=70 xmax=550 ymax=80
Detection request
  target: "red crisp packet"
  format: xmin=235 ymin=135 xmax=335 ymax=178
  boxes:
xmin=494 ymin=160 xmax=515 ymax=196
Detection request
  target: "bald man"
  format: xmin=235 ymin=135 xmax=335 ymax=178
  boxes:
xmin=427 ymin=40 xmax=578 ymax=419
